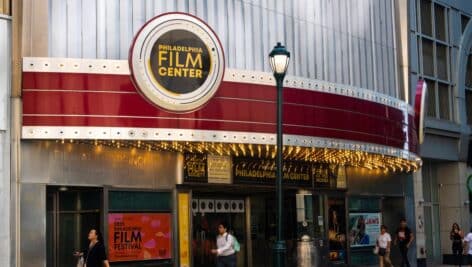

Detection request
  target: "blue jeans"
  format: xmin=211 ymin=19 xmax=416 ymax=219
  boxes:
xmin=399 ymin=246 xmax=410 ymax=267
xmin=216 ymin=254 xmax=236 ymax=267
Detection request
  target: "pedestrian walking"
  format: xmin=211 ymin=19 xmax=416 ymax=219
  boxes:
xmin=74 ymin=228 xmax=110 ymax=267
xmin=377 ymin=225 xmax=393 ymax=267
xmin=394 ymin=219 xmax=414 ymax=267
xmin=451 ymin=223 xmax=464 ymax=266
xmin=463 ymin=228 xmax=472 ymax=267
xmin=211 ymin=222 xmax=237 ymax=267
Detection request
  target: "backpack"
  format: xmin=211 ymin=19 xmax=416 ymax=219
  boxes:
xmin=226 ymin=233 xmax=240 ymax=252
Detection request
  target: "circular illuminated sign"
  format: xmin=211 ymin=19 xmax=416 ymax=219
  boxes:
xmin=130 ymin=13 xmax=225 ymax=112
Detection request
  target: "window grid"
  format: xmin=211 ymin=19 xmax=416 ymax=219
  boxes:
xmin=462 ymin=14 xmax=470 ymax=33
xmin=417 ymin=0 xmax=454 ymax=121
xmin=466 ymin=89 xmax=472 ymax=125
xmin=466 ymin=53 xmax=472 ymax=125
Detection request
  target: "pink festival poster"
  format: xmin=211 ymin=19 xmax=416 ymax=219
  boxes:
xmin=108 ymin=213 xmax=172 ymax=262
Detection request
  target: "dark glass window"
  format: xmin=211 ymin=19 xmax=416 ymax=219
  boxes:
xmin=425 ymin=79 xmax=436 ymax=117
xmin=420 ymin=0 xmax=432 ymax=36
xmin=47 ymin=187 xmax=101 ymax=267
xmin=417 ymin=1 xmax=452 ymax=121
xmin=466 ymin=90 xmax=472 ymax=125
xmin=108 ymin=191 xmax=172 ymax=212
xmin=437 ymin=83 xmax=450 ymax=120
xmin=58 ymin=191 xmax=101 ymax=211
xmin=422 ymin=39 xmax=434 ymax=76
xmin=462 ymin=15 xmax=470 ymax=33
xmin=436 ymin=44 xmax=448 ymax=80
xmin=348 ymin=197 xmax=381 ymax=212
xmin=467 ymin=54 xmax=472 ymax=88
xmin=434 ymin=4 xmax=446 ymax=41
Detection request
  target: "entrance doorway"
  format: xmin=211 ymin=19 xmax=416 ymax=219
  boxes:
xmin=250 ymin=193 xmax=298 ymax=267
xmin=46 ymin=186 xmax=102 ymax=267
xmin=327 ymin=196 xmax=347 ymax=265
xmin=190 ymin=190 xmax=349 ymax=266
xmin=192 ymin=197 xmax=246 ymax=267
xmin=422 ymin=162 xmax=441 ymax=264
xmin=191 ymin=192 xmax=299 ymax=267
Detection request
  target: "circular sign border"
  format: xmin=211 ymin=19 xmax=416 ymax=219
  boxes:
xmin=129 ymin=12 xmax=225 ymax=113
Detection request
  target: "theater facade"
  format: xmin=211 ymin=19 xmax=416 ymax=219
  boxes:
xmin=14 ymin=1 xmax=423 ymax=267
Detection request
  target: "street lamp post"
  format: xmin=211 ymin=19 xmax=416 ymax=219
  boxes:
xmin=269 ymin=42 xmax=290 ymax=267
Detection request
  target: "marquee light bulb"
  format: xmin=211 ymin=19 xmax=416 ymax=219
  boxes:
xmin=64 ymin=139 xmax=420 ymax=173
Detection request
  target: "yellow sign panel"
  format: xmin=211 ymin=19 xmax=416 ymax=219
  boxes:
xmin=207 ymin=155 xmax=232 ymax=184
xmin=178 ymin=193 xmax=190 ymax=267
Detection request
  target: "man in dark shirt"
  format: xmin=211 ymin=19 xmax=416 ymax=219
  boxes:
xmin=394 ymin=219 xmax=414 ymax=267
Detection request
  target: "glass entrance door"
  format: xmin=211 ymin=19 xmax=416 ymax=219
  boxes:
xmin=312 ymin=194 xmax=326 ymax=241
xmin=192 ymin=197 xmax=246 ymax=267
xmin=327 ymin=196 xmax=347 ymax=265
xmin=46 ymin=187 xmax=102 ymax=267
xmin=422 ymin=162 xmax=441 ymax=264
xmin=250 ymin=192 xmax=298 ymax=267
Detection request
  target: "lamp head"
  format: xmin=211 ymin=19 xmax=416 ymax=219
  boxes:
xmin=269 ymin=42 xmax=290 ymax=78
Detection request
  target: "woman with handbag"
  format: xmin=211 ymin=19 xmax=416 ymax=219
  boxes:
xmin=74 ymin=228 xmax=110 ymax=267
xmin=377 ymin=225 xmax=393 ymax=267
xmin=450 ymin=223 xmax=464 ymax=266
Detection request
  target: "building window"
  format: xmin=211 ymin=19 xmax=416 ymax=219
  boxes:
xmin=425 ymin=79 xmax=436 ymax=117
xmin=420 ymin=0 xmax=433 ymax=36
xmin=417 ymin=0 xmax=453 ymax=121
xmin=466 ymin=90 xmax=472 ymax=125
xmin=437 ymin=83 xmax=451 ymax=120
xmin=462 ymin=15 xmax=470 ymax=33
xmin=466 ymin=54 xmax=472 ymax=125
xmin=467 ymin=54 xmax=472 ymax=88
xmin=422 ymin=39 xmax=434 ymax=76
xmin=434 ymin=4 xmax=446 ymax=41
xmin=436 ymin=44 xmax=448 ymax=80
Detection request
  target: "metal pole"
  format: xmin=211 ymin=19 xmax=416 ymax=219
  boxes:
xmin=273 ymin=76 xmax=286 ymax=267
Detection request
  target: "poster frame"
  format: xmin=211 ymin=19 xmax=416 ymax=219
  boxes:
xmin=108 ymin=212 xmax=173 ymax=263
xmin=348 ymin=212 xmax=382 ymax=248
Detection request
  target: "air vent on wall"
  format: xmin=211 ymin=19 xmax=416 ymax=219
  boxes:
xmin=215 ymin=200 xmax=231 ymax=213
xmin=191 ymin=199 xmax=199 ymax=213
xmin=230 ymin=200 xmax=244 ymax=213
xmin=199 ymin=199 xmax=215 ymax=213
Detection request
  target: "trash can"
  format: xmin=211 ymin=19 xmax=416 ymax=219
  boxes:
xmin=297 ymin=235 xmax=319 ymax=267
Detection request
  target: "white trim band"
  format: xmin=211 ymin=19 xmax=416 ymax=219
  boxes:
xmin=22 ymin=126 xmax=420 ymax=162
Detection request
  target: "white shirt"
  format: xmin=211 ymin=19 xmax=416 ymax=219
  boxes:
xmin=464 ymin=233 xmax=472 ymax=255
xmin=216 ymin=233 xmax=235 ymax=256
xmin=377 ymin=232 xmax=392 ymax=249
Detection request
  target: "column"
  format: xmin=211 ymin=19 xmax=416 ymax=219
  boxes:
xmin=437 ymin=162 xmax=469 ymax=255
xmin=0 ymin=14 xmax=11 ymax=267
xmin=413 ymin=169 xmax=426 ymax=264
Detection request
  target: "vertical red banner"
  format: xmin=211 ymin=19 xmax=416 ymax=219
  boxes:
xmin=108 ymin=213 xmax=172 ymax=262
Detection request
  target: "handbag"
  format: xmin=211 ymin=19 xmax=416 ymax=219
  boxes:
xmin=373 ymin=246 xmax=379 ymax=255
xmin=76 ymin=256 xmax=85 ymax=267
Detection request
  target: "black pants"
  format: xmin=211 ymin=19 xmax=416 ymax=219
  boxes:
xmin=399 ymin=246 xmax=410 ymax=267
xmin=452 ymin=245 xmax=463 ymax=266
xmin=216 ymin=254 xmax=236 ymax=267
